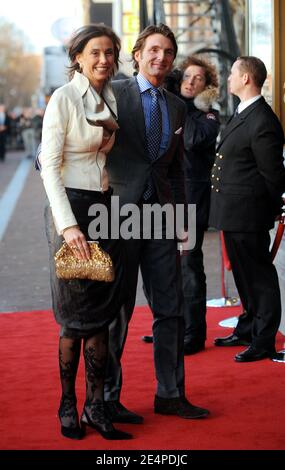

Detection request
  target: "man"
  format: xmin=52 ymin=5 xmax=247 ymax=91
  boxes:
xmin=210 ymin=56 xmax=285 ymax=362
xmin=142 ymin=56 xmax=220 ymax=354
xmin=0 ymin=104 xmax=10 ymax=162
xmin=105 ymin=24 xmax=209 ymax=421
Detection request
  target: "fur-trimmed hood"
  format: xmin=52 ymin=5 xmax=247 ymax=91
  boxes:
xmin=193 ymin=86 xmax=219 ymax=112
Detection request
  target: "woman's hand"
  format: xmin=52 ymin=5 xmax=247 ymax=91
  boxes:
xmin=63 ymin=226 xmax=90 ymax=260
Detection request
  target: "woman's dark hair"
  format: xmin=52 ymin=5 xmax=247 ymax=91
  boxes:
xmin=131 ymin=23 xmax=177 ymax=71
xmin=67 ymin=23 xmax=121 ymax=80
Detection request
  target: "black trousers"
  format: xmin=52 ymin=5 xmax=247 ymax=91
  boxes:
xmin=0 ymin=133 xmax=7 ymax=161
xmin=105 ymin=227 xmax=185 ymax=400
xmin=223 ymin=231 xmax=281 ymax=352
xmin=181 ymin=227 xmax=206 ymax=344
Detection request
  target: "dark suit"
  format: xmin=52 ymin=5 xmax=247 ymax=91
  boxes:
xmin=209 ymin=97 xmax=285 ymax=352
xmin=0 ymin=112 xmax=10 ymax=161
xmin=181 ymin=97 xmax=220 ymax=346
xmin=105 ymin=77 xmax=187 ymax=400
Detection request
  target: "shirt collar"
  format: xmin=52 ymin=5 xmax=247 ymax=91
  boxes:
xmin=238 ymin=95 xmax=262 ymax=114
xmin=72 ymin=71 xmax=90 ymax=96
xmin=72 ymin=70 xmax=117 ymax=117
xmin=136 ymin=72 xmax=164 ymax=95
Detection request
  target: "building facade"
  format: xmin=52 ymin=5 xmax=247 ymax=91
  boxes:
xmin=81 ymin=0 xmax=285 ymax=334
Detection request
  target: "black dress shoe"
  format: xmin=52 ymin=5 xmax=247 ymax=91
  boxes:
xmin=184 ymin=341 xmax=205 ymax=355
xmin=105 ymin=400 xmax=144 ymax=424
xmin=141 ymin=335 xmax=153 ymax=343
xmin=214 ymin=333 xmax=250 ymax=347
xmin=154 ymin=395 xmax=209 ymax=419
xmin=235 ymin=346 xmax=273 ymax=362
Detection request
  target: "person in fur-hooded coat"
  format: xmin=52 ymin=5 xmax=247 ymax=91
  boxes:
xmin=166 ymin=57 xmax=220 ymax=355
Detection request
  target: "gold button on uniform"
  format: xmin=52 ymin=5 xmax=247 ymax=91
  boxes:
xmin=216 ymin=189 xmax=220 ymax=192
xmin=211 ymin=185 xmax=214 ymax=189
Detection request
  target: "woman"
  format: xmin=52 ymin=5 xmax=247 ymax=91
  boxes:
xmin=41 ymin=24 xmax=131 ymax=441
xmin=173 ymin=57 xmax=220 ymax=354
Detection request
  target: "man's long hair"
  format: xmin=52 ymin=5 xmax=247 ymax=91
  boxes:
xmin=131 ymin=23 xmax=177 ymax=71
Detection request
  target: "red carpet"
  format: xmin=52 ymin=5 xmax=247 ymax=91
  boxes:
xmin=0 ymin=306 xmax=284 ymax=450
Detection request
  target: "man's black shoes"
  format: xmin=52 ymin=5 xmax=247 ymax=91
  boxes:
xmin=214 ymin=333 xmax=250 ymax=347
xmin=154 ymin=396 xmax=209 ymax=419
xmin=184 ymin=341 xmax=205 ymax=355
xmin=235 ymin=346 xmax=273 ymax=362
xmin=105 ymin=400 xmax=144 ymax=424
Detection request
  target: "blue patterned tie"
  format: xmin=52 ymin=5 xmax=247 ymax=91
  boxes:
xmin=143 ymin=88 xmax=162 ymax=201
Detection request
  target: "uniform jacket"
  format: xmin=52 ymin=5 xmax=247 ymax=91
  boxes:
xmin=106 ymin=77 xmax=187 ymax=209
xmin=209 ymin=96 xmax=285 ymax=232
xmin=41 ymin=72 xmax=118 ymax=233
xmin=182 ymin=87 xmax=220 ymax=228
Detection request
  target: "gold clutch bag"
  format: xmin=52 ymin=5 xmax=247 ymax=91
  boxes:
xmin=54 ymin=241 xmax=114 ymax=282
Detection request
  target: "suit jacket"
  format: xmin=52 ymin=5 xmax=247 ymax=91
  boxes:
xmin=106 ymin=77 xmax=187 ymax=209
xmin=41 ymin=72 xmax=118 ymax=233
xmin=209 ymin=97 xmax=285 ymax=232
xmin=182 ymin=91 xmax=220 ymax=228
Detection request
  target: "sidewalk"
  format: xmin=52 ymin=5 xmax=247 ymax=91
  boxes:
xmin=0 ymin=150 xmax=237 ymax=313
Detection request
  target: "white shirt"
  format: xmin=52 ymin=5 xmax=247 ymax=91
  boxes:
xmin=237 ymin=95 xmax=262 ymax=114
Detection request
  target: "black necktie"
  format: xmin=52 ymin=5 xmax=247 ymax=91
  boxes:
xmin=143 ymin=88 xmax=162 ymax=201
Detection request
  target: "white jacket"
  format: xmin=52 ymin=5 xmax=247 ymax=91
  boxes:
xmin=41 ymin=72 xmax=118 ymax=234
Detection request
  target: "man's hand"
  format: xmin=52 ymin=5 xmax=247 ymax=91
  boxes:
xmin=177 ymin=225 xmax=197 ymax=255
xmin=177 ymin=228 xmax=190 ymax=255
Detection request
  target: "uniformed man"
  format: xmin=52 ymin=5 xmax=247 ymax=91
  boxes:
xmin=210 ymin=56 xmax=285 ymax=362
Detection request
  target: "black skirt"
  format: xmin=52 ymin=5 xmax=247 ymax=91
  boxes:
xmin=45 ymin=187 xmax=127 ymax=338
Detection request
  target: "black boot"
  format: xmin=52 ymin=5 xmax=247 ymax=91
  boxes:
xmin=81 ymin=399 xmax=132 ymax=440
xmin=82 ymin=330 xmax=132 ymax=440
xmin=105 ymin=400 xmax=143 ymax=424
xmin=58 ymin=337 xmax=84 ymax=439
xmin=59 ymin=394 xmax=85 ymax=439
